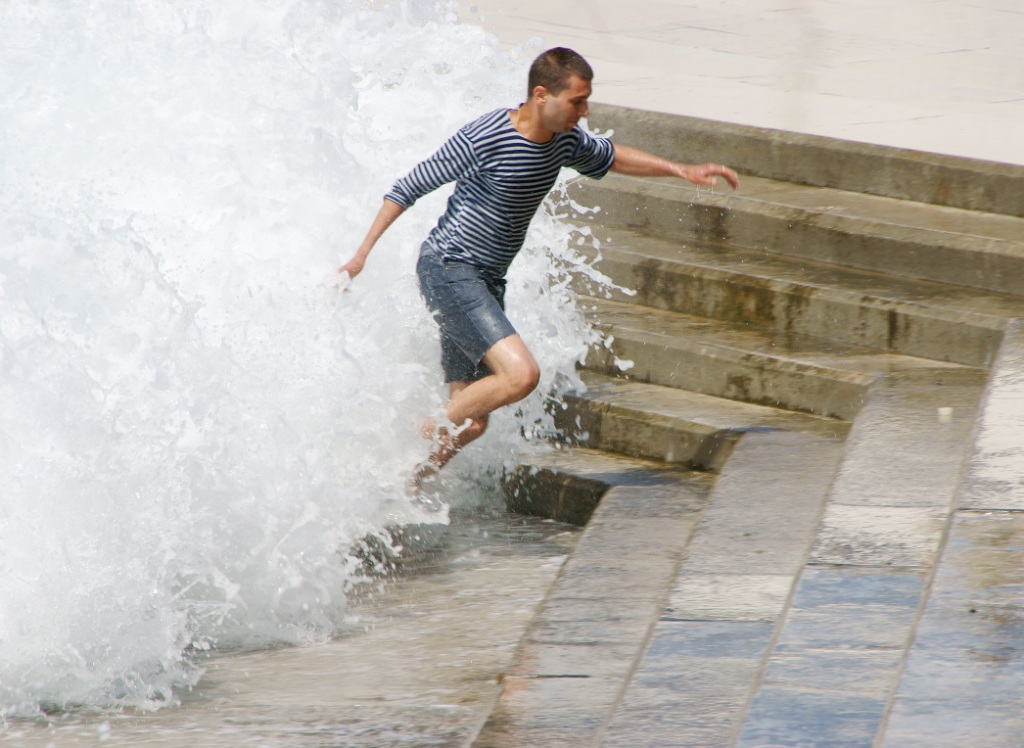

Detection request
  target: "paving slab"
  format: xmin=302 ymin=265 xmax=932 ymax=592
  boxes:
xmin=602 ymin=622 xmax=773 ymax=748
xmin=474 ymin=675 xmax=622 ymax=748
xmin=960 ymin=322 xmax=1024 ymax=512
xmin=811 ymin=504 xmax=950 ymax=569
xmin=665 ymin=573 xmax=792 ymax=623
xmin=774 ymin=566 xmax=926 ymax=653
xmin=823 ymin=366 xmax=989 ymax=510
xmin=596 ymin=427 xmax=847 ymax=746
xmin=736 ymin=689 xmax=889 ymax=748
xmin=760 ymin=649 xmax=905 ymax=695
xmin=674 ymin=429 xmax=846 ymax=576
xmin=881 ymin=511 xmax=1024 ymax=747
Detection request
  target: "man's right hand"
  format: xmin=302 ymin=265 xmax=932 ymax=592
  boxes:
xmin=336 ymin=198 xmax=406 ymax=288
xmin=337 ymin=256 xmax=365 ymax=280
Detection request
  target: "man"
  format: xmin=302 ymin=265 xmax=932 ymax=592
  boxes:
xmin=339 ymin=47 xmax=739 ymax=491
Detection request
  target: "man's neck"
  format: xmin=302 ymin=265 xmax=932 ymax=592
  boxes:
xmin=510 ymin=103 xmax=553 ymax=144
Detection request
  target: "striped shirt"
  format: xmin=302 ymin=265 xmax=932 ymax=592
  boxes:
xmin=385 ymin=108 xmax=616 ymax=277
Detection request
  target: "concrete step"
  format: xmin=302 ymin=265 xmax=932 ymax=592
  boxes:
xmin=485 ymin=106 xmax=1024 ymax=747
xmin=580 ymin=226 xmax=1024 ymax=367
xmin=731 ymin=357 xmax=990 ymax=746
xmin=480 ymin=450 xmax=716 ymax=747
xmin=601 ymin=427 xmax=847 ymax=747
xmin=589 ymin=103 xmax=1024 ymax=219
xmin=483 ymin=427 xmax=848 ymax=746
xmin=572 ymin=171 xmax=1024 ymax=297
xmin=584 ymin=296 xmax=878 ymax=419
xmin=489 ymin=356 xmax=988 ymax=746
xmin=555 ymin=371 xmax=847 ymax=470
xmin=502 ymin=447 xmax=703 ymax=526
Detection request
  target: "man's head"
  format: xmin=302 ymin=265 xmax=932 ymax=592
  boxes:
xmin=526 ymin=47 xmax=593 ymax=135
xmin=527 ymin=47 xmax=593 ymax=97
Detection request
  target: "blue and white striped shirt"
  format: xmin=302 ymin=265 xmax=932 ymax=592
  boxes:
xmin=385 ymin=108 xmax=616 ymax=277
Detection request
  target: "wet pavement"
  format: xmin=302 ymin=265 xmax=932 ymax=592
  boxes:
xmin=455 ymin=4 xmax=1024 ymax=744
xmin=4 ymin=4 xmax=1021 ymax=747
xmin=881 ymin=326 xmax=1024 ymax=746
xmin=883 ymin=511 xmax=1024 ymax=746
xmin=487 ymin=349 xmax=1023 ymax=746
xmin=0 ymin=508 xmax=579 ymax=747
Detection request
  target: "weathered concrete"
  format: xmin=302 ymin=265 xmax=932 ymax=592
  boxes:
xmin=485 ymin=108 xmax=1024 ymax=746
xmin=881 ymin=513 xmax=1024 ymax=746
xmin=960 ymin=321 xmax=1024 ymax=512
xmin=585 ymin=297 xmax=874 ymax=419
xmin=480 ymin=450 xmax=714 ymax=747
xmin=880 ymin=324 xmax=1024 ymax=746
xmin=579 ymin=228 xmax=1024 ymax=368
xmin=556 ymin=371 xmax=846 ymax=470
xmin=588 ymin=103 xmax=1024 ymax=219
xmin=574 ymin=172 xmax=1024 ymax=297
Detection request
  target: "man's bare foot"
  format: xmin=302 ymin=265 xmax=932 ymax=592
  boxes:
xmin=405 ymin=461 xmax=445 ymax=512
xmin=405 ymin=459 xmax=440 ymax=497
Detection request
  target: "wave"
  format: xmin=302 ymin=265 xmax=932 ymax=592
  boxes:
xmin=0 ymin=0 xmax=607 ymax=717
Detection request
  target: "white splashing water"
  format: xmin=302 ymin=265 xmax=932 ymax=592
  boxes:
xmin=0 ymin=0 xmax=610 ymax=717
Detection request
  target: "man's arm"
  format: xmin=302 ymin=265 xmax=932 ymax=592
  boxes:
xmin=610 ymin=144 xmax=739 ymax=189
xmin=338 ymin=198 xmax=405 ymax=280
xmin=338 ymin=128 xmax=477 ymax=283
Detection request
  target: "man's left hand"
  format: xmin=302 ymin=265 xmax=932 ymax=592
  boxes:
xmin=681 ymin=163 xmax=740 ymax=189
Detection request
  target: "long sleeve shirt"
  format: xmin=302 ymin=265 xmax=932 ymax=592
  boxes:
xmin=385 ymin=108 xmax=615 ymax=278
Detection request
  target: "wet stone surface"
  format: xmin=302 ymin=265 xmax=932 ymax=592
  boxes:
xmin=602 ymin=621 xmax=774 ymax=748
xmin=665 ymin=573 xmax=792 ymax=623
xmin=883 ymin=511 xmax=1024 ymax=746
xmin=675 ymin=429 xmax=846 ymax=576
xmin=811 ymin=504 xmax=949 ymax=568
xmin=474 ymin=675 xmax=622 ymax=748
xmin=960 ymin=325 xmax=1024 ymax=512
xmin=775 ymin=566 xmax=926 ymax=652
xmin=824 ymin=366 xmax=987 ymax=510
xmin=477 ymin=456 xmax=717 ymax=747
xmin=761 ymin=649 xmax=904 ymax=694
xmin=0 ymin=507 xmax=579 ymax=747
xmin=736 ymin=689 xmax=888 ymax=748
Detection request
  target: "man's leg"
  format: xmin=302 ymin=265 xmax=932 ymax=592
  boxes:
xmin=416 ymin=334 xmax=539 ymax=479
xmin=447 ymin=334 xmax=539 ymax=427
xmin=419 ymin=382 xmax=488 ymax=472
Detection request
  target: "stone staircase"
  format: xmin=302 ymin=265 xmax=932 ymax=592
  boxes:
xmin=475 ymin=106 xmax=1024 ymax=747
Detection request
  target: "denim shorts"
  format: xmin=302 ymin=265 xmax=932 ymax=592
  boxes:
xmin=416 ymin=246 xmax=517 ymax=384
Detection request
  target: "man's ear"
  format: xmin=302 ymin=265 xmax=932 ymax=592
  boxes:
xmin=532 ymin=85 xmax=549 ymax=104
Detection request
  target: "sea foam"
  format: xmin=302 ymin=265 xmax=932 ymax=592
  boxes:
xmin=0 ymin=0 xmax=607 ymax=716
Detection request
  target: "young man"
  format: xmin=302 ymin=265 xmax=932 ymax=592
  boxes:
xmin=339 ymin=47 xmax=739 ymax=490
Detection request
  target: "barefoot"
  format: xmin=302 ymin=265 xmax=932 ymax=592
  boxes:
xmin=405 ymin=460 xmax=439 ymax=497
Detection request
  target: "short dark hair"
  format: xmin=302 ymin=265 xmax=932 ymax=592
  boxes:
xmin=527 ymin=47 xmax=593 ymax=97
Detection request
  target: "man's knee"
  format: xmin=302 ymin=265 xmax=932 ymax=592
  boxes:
xmin=483 ymin=335 xmax=541 ymax=404
xmin=506 ymin=360 xmax=540 ymax=402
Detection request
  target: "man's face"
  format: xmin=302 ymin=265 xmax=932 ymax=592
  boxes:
xmin=539 ymin=74 xmax=592 ymax=134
